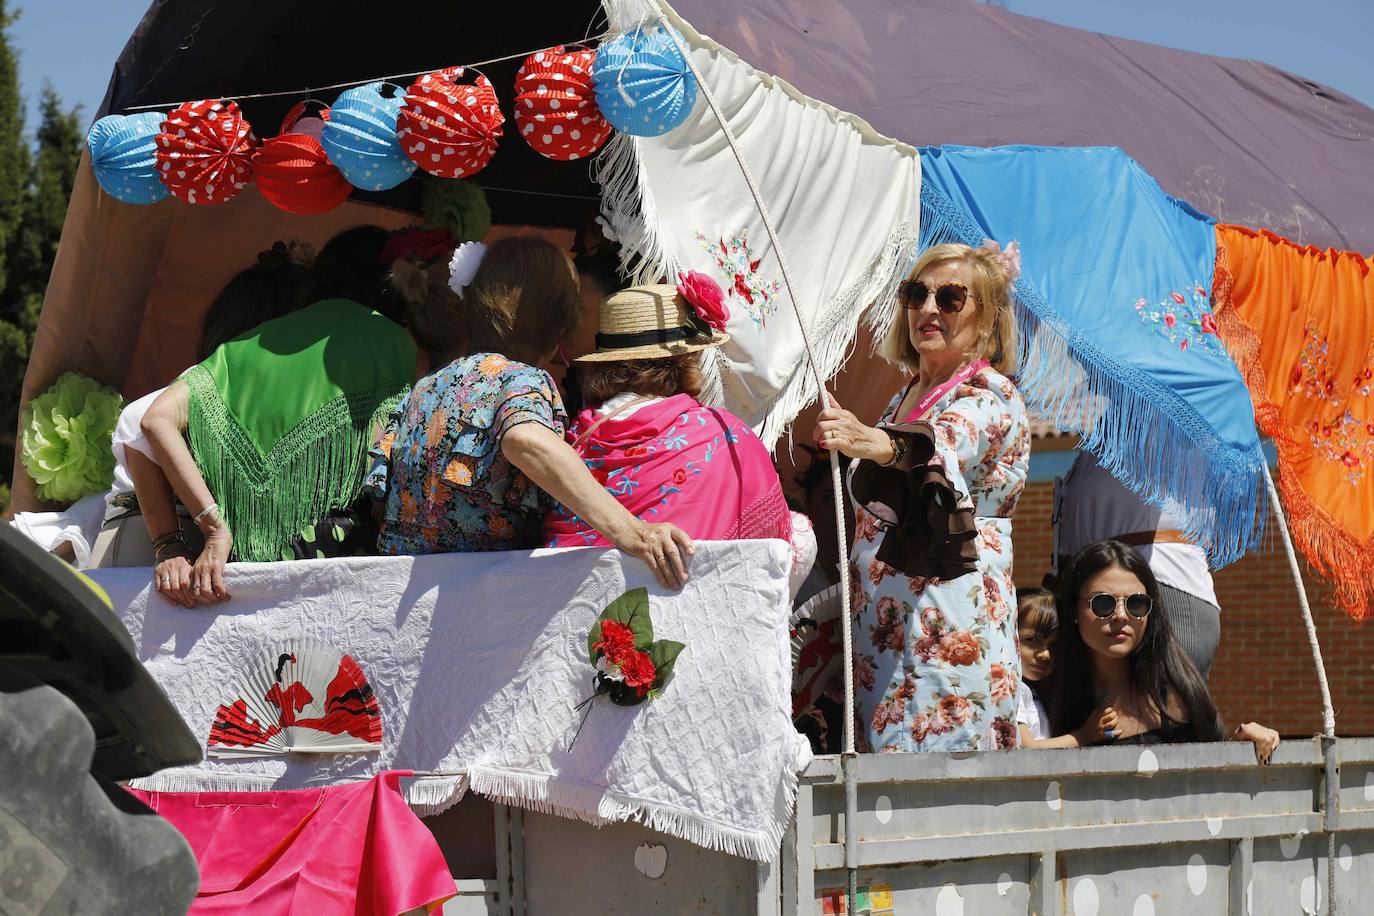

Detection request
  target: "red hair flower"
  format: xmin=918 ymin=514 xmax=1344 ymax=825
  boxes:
xmin=382 ymin=227 xmax=457 ymax=266
xmin=676 ymin=270 xmax=729 ymax=333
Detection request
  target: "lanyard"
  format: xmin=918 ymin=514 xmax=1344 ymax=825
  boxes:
xmin=900 ymin=359 xmax=990 ymax=424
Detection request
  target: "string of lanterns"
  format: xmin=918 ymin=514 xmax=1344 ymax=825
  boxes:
xmin=88 ymin=25 xmax=697 ymax=214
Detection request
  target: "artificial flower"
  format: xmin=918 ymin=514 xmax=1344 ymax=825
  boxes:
xmin=618 ymin=649 xmax=658 ymax=696
xmin=676 ymin=270 xmax=729 ymax=333
xmin=593 ymin=619 xmax=637 ymax=662
xmin=448 ymin=241 xmax=488 ymax=295
xmin=381 ymin=227 xmax=457 ymax=266
xmin=20 ymin=372 xmax=123 ymax=503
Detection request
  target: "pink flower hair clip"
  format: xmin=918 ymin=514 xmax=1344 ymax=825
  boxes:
xmin=980 ymin=239 xmax=1022 ymax=287
xmin=676 ymin=270 xmax=730 ymax=334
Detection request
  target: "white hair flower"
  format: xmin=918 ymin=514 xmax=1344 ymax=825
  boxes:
xmin=448 ymin=241 xmax=488 ymax=295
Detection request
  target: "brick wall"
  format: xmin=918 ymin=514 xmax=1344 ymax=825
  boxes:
xmin=1011 ymin=481 xmax=1374 ymax=737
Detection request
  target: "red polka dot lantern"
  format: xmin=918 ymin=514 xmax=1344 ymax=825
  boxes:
xmin=397 ymin=68 xmax=504 ymax=179
xmin=514 ymin=46 xmax=612 ymax=161
xmin=155 ymin=100 xmax=257 ymax=205
xmin=252 ymin=104 xmax=354 ymax=215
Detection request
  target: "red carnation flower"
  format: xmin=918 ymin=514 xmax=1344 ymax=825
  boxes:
xmin=619 ymin=649 xmax=658 ymax=696
xmin=593 ymin=620 xmax=637 ymax=662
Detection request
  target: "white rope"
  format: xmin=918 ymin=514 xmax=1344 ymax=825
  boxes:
xmin=648 ymin=5 xmax=856 ymax=758
xmin=1262 ymin=463 xmax=1335 ymax=737
xmin=122 ymin=36 xmax=606 ymax=112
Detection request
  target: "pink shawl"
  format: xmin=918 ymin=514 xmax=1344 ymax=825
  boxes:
xmin=544 ymin=393 xmax=789 ymax=547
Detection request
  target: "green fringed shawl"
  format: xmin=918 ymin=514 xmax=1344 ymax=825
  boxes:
xmin=183 ymin=299 xmax=416 ymax=562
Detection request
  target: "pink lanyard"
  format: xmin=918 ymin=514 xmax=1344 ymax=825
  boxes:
xmin=899 ymin=359 xmax=989 ymax=424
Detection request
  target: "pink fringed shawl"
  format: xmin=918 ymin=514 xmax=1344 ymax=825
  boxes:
xmin=544 ymin=393 xmax=789 ymax=546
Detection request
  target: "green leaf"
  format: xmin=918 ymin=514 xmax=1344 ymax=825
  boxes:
xmin=598 ymin=587 xmax=654 ymax=647
xmin=648 ymin=639 xmax=685 ymax=691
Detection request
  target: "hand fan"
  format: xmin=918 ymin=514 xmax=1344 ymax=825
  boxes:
xmin=790 ymin=584 xmax=843 ymax=717
xmin=207 ymin=638 xmax=382 ymax=758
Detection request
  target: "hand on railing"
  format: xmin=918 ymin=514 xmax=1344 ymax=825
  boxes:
xmin=1233 ymin=722 xmax=1280 ymax=765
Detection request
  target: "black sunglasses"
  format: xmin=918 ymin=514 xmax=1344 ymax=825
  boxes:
xmin=1085 ymin=592 xmax=1153 ymax=619
xmin=899 ymin=280 xmax=974 ymax=314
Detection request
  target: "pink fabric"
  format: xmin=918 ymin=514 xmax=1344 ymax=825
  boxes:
xmin=127 ymin=772 xmax=456 ymax=915
xmin=544 ymin=393 xmax=790 ymax=547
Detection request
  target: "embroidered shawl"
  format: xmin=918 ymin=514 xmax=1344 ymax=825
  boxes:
xmin=1213 ymin=225 xmax=1374 ymax=618
xmin=543 ymin=393 xmax=789 ymax=547
xmin=917 ymin=145 xmax=1267 ymax=566
xmin=184 ymin=299 xmax=416 ymax=562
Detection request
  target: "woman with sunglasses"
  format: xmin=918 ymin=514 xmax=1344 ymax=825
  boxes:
xmin=813 ymin=242 xmax=1029 ymax=752
xmin=1041 ymin=539 xmax=1278 ymax=762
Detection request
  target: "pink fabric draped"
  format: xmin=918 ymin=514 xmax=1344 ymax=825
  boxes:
xmin=544 ymin=393 xmax=790 ymax=547
xmin=127 ymin=771 xmax=456 ymax=915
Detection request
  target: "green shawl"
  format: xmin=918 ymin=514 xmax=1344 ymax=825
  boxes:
xmin=183 ymin=299 xmax=416 ymax=562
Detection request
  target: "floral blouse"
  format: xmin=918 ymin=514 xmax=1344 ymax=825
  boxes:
xmin=365 ymin=352 xmax=567 ymax=555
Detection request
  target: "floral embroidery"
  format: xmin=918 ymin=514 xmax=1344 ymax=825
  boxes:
xmin=1290 ymin=323 xmax=1374 ymax=485
xmin=1133 ymin=284 xmax=1228 ymax=358
xmin=694 ymin=230 xmax=782 ymax=326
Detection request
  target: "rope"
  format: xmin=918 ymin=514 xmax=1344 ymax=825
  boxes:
xmin=122 ymin=36 xmax=607 ymax=112
xmin=647 ymin=6 xmax=856 ymax=759
xmin=1263 ymin=463 xmax=1338 ymax=914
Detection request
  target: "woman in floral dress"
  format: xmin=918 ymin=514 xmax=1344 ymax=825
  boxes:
xmin=813 ymin=242 xmax=1030 ymax=752
xmin=366 ymin=238 xmax=694 ymax=589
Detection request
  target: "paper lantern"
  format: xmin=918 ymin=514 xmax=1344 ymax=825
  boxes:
xmin=514 ymin=46 xmax=612 ymax=161
xmin=321 ymin=81 xmax=417 ymax=191
xmin=396 ymin=68 xmax=504 ymax=179
xmin=591 ymin=25 xmax=698 ymax=137
xmin=252 ymin=104 xmax=354 ymax=215
xmin=155 ymin=100 xmax=257 ymax=205
xmin=87 ymin=113 xmax=171 ymax=205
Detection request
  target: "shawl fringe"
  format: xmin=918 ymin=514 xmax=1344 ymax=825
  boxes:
xmin=1212 ymin=239 xmax=1374 ymax=619
xmin=918 ymin=182 xmax=1267 ymax=567
xmin=183 ymin=364 xmax=403 ymax=563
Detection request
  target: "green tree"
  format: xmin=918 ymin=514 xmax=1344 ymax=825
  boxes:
xmin=0 ymin=3 xmax=84 ymax=511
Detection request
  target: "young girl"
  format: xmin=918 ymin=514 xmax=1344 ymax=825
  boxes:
xmin=1038 ymin=540 xmax=1278 ymax=763
xmin=1014 ymin=587 xmax=1057 ymax=745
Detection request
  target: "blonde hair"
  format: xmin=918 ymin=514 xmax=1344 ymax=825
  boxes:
xmin=880 ymin=243 xmax=1018 ymax=375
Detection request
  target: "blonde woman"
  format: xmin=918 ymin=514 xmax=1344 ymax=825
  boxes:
xmin=812 ymin=241 xmax=1030 ymax=752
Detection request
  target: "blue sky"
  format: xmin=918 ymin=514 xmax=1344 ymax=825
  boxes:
xmin=12 ymin=0 xmax=1374 ymax=133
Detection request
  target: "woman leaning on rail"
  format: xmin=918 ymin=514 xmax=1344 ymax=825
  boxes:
xmin=813 ymin=241 xmax=1030 ymax=753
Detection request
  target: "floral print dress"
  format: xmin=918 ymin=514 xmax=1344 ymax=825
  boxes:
xmin=851 ymin=366 xmax=1030 ymax=753
xmin=365 ymin=352 xmax=567 ymax=555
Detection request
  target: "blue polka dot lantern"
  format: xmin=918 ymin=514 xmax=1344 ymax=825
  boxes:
xmin=87 ymin=112 xmax=171 ymax=205
xmin=321 ymin=81 xmax=417 ymax=192
xmin=592 ymin=25 xmax=698 ymax=137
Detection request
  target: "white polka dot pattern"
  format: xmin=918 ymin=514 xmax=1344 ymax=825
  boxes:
xmin=155 ymin=99 xmax=256 ymax=205
xmin=397 ymin=68 xmax=504 ymax=179
xmin=514 ymin=47 xmax=612 ymax=161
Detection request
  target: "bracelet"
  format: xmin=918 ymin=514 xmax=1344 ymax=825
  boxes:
xmin=192 ymin=502 xmax=219 ymax=526
xmin=880 ymin=429 xmax=908 ymax=468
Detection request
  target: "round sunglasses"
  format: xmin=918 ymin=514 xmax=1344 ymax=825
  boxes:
xmin=899 ymin=280 xmax=975 ymax=314
xmin=1084 ymin=592 xmax=1153 ymax=619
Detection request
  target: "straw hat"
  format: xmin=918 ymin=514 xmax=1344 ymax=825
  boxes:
xmin=575 ymin=283 xmax=729 ymax=362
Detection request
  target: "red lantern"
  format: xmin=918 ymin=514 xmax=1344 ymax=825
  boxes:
xmin=396 ymin=68 xmax=504 ymax=179
xmin=514 ymin=47 xmax=611 ymax=161
xmin=156 ymin=100 xmax=256 ymax=205
xmin=252 ymin=104 xmax=353 ymax=215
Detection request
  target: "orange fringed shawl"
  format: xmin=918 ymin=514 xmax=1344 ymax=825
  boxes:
xmin=1213 ymin=225 xmax=1374 ymax=619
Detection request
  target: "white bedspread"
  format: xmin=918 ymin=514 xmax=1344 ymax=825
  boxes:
xmin=90 ymin=540 xmax=811 ymax=861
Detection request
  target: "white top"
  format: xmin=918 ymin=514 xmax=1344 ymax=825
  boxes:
xmin=11 ymin=386 xmax=166 ymax=567
xmin=1055 ymin=451 xmax=1218 ymax=608
xmin=1016 ymin=682 xmax=1050 ymax=740
xmin=595 ymin=391 xmax=665 ymax=419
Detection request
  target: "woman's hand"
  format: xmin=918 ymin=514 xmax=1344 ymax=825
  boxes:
xmin=813 ymin=394 xmax=893 ymax=463
xmin=616 ymin=520 xmax=695 ymax=590
xmin=1073 ymin=702 xmax=1119 ymax=746
xmin=154 ymin=546 xmax=197 ymax=608
xmin=190 ymin=527 xmax=233 ymax=603
xmin=1234 ymin=721 xmax=1280 ymax=765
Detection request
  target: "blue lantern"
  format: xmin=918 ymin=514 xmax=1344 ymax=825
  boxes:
xmin=87 ymin=112 xmax=170 ymax=205
xmin=592 ymin=25 xmax=698 ymax=137
xmin=321 ymin=81 xmax=417 ymax=192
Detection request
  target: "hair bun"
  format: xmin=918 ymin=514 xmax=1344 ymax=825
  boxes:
xmin=389 ymin=258 xmax=432 ymax=308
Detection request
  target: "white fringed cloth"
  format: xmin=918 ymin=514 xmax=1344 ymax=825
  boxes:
xmin=90 ymin=541 xmax=812 ymax=862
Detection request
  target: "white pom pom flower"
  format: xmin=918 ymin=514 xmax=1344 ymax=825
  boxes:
xmin=448 ymin=241 xmax=489 ymax=295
